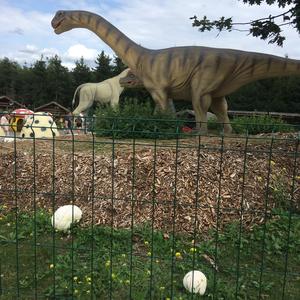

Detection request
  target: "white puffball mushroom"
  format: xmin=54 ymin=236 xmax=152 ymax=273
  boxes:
xmin=51 ymin=205 xmax=82 ymax=232
xmin=183 ymin=270 xmax=207 ymax=295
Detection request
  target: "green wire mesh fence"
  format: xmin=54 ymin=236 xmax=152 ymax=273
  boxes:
xmin=0 ymin=112 xmax=299 ymax=299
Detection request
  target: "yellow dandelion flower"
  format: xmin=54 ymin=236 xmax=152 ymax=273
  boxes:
xmin=111 ymin=273 xmax=117 ymax=280
xmin=73 ymin=276 xmax=78 ymax=281
xmin=175 ymin=252 xmax=182 ymax=259
xmin=189 ymin=247 xmax=197 ymax=253
xmin=147 ymin=251 xmax=152 ymax=257
xmin=144 ymin=241 xmax=149 ymax=246
xmin=105 ymin=260 xmax=111 ymax=268
xmin=49 ymin=264 xmax=54 ymax=269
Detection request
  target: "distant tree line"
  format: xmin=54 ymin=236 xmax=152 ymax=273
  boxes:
xmin=0 ymin=51 xmax=147 ymax=111
xmin=0 ymin=50 xmax=299 ymax=113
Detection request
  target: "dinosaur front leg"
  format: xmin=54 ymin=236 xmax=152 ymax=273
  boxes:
xmin=150 ymin=89 xmax=169 ymax=112
xmin=210 ymin=97 xmax=232 ymax=134
xmin=153 ymin=98 xmax=176 ymax=114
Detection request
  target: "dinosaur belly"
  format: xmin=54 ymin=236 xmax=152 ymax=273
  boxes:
xmin=169 ymin=88 xmax=191 ymax=100
xmin=168 ymin=80 xmax=192 ymax=100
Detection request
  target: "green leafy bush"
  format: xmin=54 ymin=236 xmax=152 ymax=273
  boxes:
xmin=94 ymin=98 xmax=183 ymax=139
xmin=231 ymin=115 xmax=294 ymax=134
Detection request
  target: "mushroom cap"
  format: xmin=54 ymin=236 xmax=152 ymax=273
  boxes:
xmin=11 ymin=108 xmax=34 ymax=119
xmin=51 ymin=205 xmax=82 ymax=232
xmin=183 ymin=270 xmax=207 ymax=295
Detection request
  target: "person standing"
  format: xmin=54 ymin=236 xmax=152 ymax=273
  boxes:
xmin=64 ymin=112 xmax=72 ymax=134
xmin=0 ymin=112 xmax=11 ymax=137
xmin=75 ymin=116 xmax=82 ymax=134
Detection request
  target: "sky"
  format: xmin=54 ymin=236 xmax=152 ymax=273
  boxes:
xmin=0 ymin=0 xmax=299 ymax=70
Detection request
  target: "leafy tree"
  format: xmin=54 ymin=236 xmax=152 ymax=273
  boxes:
xmin=16 ymin=64 xmax=32 ymax=107
xmin=46 ymin=55 xmax=73 ymax=109
xmin=26 ymin=57 xmax=48 ymax=108
xmin=112 ymin=56 xmax=127 ymax=76
xmin=191 ymin=0 xmax=300 ymax=46
xmin=228 ymin=76 xmax=300 ymax=112
xmin=93 ymin=51 xmax=113 ymax=82
xmin=0 ymin=58 xmax=22 ymax=99
xmin=72 ymin=57 xmax=92 ymax=87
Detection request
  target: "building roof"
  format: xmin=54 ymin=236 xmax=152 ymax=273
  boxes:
xmin=35 ymin=101 xmax=70 ymax=115
xmin=0 ymin=96 xmax=26 ymax=110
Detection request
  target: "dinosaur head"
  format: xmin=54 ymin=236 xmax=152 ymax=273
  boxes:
xmin=119 ymin=71 xmax=143 ymax=88
xmin=51 ymin=10 xmax=82 ymax=34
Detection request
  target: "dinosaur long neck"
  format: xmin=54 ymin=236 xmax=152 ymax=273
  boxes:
xmin=72 ymin=11 xmax=147 ymax=69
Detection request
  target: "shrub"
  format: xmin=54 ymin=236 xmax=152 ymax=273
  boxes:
xmin=94 ymin=98 xmax=183 ymax=139
xmin=231 ymin=115 xmax=294 ymax=135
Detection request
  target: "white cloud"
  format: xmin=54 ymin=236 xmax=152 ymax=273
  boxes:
xmin=41 ymin=47 xmax=60 ymax=56
xmin=19 ymin=44 xmax=39 ymax=54
xmin=61 ymin=61 xmax=76 ymax=70
xmin=64 ymin=44 xmax=98 ymax=61
xmin=0 ymin=2 xmax=51 ymax=36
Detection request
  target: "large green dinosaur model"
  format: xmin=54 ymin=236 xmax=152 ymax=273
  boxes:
xmin=51 ymin=10 xmax=300 ymax=133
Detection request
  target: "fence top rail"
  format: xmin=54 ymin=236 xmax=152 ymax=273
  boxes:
xmin=227 ymin=110 xmax=300 ymax=118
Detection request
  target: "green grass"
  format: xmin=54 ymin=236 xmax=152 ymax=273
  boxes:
xmin=207 ymin=115 xmax=296 ymax=135
xmin=0 ymin=206 xmax=299 ymax=299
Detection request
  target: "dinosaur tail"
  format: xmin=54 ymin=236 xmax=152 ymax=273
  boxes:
xmin=72 ymin=84 xmax=85 ymax=109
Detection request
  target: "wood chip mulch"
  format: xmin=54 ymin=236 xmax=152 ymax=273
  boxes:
xmin=0 ymin=133 xmax=299 ymax=235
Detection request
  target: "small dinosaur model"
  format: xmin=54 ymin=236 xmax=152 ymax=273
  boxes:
xmin=72 ymin=68 xmax=130 ymax=115
xmin=51 ymin=10 xmax=300 ymax=133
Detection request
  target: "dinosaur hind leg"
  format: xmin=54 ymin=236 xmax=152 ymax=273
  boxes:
xmin=73 ymin=90 xmax=94 ymax=115
xmin=210 ymin=96 xmax=232 ymax=134
xmin=192 ymin=93 xmax=212 ymax=133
